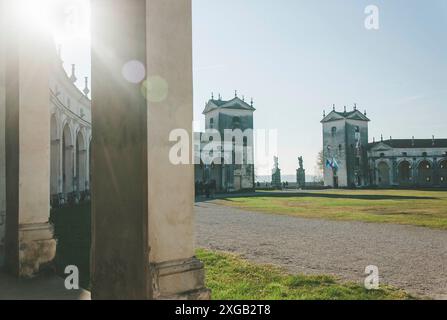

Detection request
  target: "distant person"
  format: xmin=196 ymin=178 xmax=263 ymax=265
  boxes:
xmin=210 ymin=179 xmax=217 ymax=198
xmin=205 ymin=181 xmax=210 ymax=198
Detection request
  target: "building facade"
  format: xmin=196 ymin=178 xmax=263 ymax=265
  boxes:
xmin=322 ymin=107 xmax=370 ymax=188
xmin=49 ymin=53 xmax=92 ymax=207
xmin=322 ymin=107 xmax=447 ymax=188
xmin=194 ymin=95 xmax=255 ymax=192
xmin=0 ymin=48 xmax=91 ymax=254
xmin=368 ymin=138 xmax=447 ymax=188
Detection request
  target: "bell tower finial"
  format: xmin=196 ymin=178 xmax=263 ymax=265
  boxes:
xmin=83 ymin=77 xmax=90 ymax=96
xmin=70 ymin=64 xmax=77 ymax=83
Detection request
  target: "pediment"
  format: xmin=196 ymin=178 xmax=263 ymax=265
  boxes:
xmin=321 ymin=111 xmax=344 ymax=123
xmin=370 ymin=142 xmax=393 ymax=151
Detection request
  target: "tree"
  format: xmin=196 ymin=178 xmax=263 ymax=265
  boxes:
xmin=313 ymin=149 xmax=324 ymax=184
xmin=317 ymin=149 xmax=324 ymax=174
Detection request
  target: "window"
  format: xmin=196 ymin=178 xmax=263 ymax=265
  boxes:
xmin=422 ymin=152 xmax=428 ymax=157
xmin=380 ymin=153 xmax=385 ymax=158
xmin=402 ymin=152 xmax=408 ymax=157
xmin=338 ymin=144 xmax=342 ymax=152
xmin=331 ymin=127 xmax=337 ymax=137
xmin=209 ymin=118 xmax=214 ymax=129
xmin=355 ymin=157 xmax=360 ymax=168
xmin=232 ymin=116 xmax=240 ymax=128
xmin=355 ymin=126 xmax=360 ymax=133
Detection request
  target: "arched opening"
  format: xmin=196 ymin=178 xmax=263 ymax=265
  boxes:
xmin=377 ymin=161 xmax=390 ymax=187
xmin=439 ymin=159 xmax=447 ymax=186
xmin=50 ymin=114 xmax=60 ymax=205
xmin=417 ymin=160 xmax=434 ymax=186
xmin=62 ymin=124 xmax=74 ymax=197
xmin=398 ymin=161 xmax=412 ymax=186
xmin=76 ymin=131 xmax=87 ymax=198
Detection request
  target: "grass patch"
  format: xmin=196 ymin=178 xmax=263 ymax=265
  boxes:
xmin=197 ymin=249 xmax=411 ymax=300
xmin=215 ymin=189 xmax=447 ymax=230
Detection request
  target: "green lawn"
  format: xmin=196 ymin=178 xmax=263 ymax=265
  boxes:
xmin=215 ymin=189 xmax=447 ymax=230
xmin=197 ymin=249 xmax=411 ymax=300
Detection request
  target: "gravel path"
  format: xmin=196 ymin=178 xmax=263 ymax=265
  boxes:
xmin=195 ymin=202 xmax=447 ymax=299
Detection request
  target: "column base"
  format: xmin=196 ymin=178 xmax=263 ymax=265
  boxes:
xmin=150 ymin=257 xmax=211 ymax=300
xmin=17 ymin=223 xmax=56 ymax=278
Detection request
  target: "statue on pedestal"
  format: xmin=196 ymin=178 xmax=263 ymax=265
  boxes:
xmin=296 ymin=156 xmax=306 ymax=189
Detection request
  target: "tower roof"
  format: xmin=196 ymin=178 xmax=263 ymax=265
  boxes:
xmin=203 ymin=96 xmax=256 ymax=115
xmin=321 ymin=109 xmax=370 ymax=123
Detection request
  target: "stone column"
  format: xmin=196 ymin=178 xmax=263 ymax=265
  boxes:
xmin=91 ymin=0 xmax=209 ymax=300
xmin=0 ymin=0 xmax=6 ymax=265
xmin=50 ymin=139 xmax=61 ymax=196
xmin=3 ymin=0 xmax=55 ymax=277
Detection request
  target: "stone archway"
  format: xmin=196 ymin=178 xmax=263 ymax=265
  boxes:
xmin=62 ymin=124 xmax=74 ymax=196
xmin=417 ymin=160 xmax=434 ymax=186
xmin=377 ymin=161 xmax=390 ymax=187
xmin=75 ymin=130 xmax=87 ymax=195
xmin=398 ymin=160 xmax=412 ymax=186
xmin=3 ymin=0 xmax=208 ymax=299
xmin=50 ymin=114 xmax=60 ymax=199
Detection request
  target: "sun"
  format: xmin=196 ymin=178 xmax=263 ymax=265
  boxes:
xmin=14 ymin=0 xmax=91 ymax=42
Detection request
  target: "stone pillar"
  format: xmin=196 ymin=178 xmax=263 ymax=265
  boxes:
xmin=50 ymin=139 xmax=61 ymax=196
xmin=391 ymin=158 xmax=397 ymax=186
xmin=412 ymin=160 xmax=418 ymax=186
xmin=3 ymin=0 xmax=55 ymax=277
xmin=0 ymin=0 xmax=6 ymax=265
xmin=91 ymin=0 xmax=209 ymax=300
xmin=432 ymin=158 xmax=439 ymax=186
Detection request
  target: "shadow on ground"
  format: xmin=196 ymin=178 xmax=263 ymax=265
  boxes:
xmin=50 ymin=202 xmax=91 ymax=290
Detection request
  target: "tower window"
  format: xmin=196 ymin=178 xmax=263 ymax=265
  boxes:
xmin=355 ymin=126 xmax=360 ymax=133
xmin=232 ymin=116 xmax=241 ymax=128
xmin=210 ymin=118 xmax=214 ymax=129
xmin=331 ymin=127 xmax=337 ymax=137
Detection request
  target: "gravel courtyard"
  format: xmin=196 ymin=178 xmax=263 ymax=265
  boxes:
xmin=195 ymin=201 xmax=447 ymax=299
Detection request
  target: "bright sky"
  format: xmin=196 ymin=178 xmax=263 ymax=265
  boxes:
xmin=57 ymin=0 xmax=447 ymax=176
